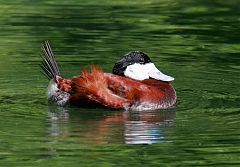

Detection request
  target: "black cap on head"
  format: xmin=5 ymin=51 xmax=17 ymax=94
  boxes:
xmin=112 ymin=51 xmax=151 ymax=76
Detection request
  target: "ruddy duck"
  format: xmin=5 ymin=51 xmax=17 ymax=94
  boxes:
xmin=41 ymin=41 xmax=176 ymax=111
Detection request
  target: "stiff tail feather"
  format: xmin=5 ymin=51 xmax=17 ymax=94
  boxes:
xmin=40 ymin=41 xmax=60 ymax=81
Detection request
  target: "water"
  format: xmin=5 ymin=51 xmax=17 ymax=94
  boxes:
xmin=0 ymin=0 xmax=239 ymax=166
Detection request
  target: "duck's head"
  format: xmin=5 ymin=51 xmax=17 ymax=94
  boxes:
xmin=112 ymin=51 xmax=174 ymax=81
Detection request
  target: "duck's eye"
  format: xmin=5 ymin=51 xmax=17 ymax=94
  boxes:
xmin=139 ymin=58 xmax=144 ymax=63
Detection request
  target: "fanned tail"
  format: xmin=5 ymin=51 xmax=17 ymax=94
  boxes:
xmin=40 ymin=41 xmax=60 ymax=81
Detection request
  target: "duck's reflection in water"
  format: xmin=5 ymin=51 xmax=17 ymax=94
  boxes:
xmin=124 ymin=110 xmax=175 ymax=144
xmin=46 ymin=106 xmax=176 ymax=144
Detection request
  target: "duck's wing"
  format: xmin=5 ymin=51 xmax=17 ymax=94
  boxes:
xmin=104 ymin=74 xmax=176 ymax=105
xmin=104 ymin=73 xmax=143 ymax=101
xmin=69 ymin=65 xmax=131 ymax=109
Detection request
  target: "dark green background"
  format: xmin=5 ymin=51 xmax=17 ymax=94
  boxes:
xmin=0 ymin=0 xmax=239 ymax=166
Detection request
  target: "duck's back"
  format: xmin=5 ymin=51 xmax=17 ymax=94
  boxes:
xmin=69 ymin=65 xmax=131 ymax=108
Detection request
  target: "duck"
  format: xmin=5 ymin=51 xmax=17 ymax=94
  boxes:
xmin=40 ymin=41 xmax=176 ymax=111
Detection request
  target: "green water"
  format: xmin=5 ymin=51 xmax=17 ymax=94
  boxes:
xmin=0 ymin=0 xmax=239 ymax=166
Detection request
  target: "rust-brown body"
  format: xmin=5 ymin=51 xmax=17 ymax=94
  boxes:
xmin=57 ymin=65 xmax=176 ymax=109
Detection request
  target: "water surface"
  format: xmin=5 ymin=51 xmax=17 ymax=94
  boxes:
xmin=0 ymin=0 xmax=239 ymax=166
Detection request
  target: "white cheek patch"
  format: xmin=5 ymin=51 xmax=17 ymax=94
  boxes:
xmin=124 ymin=63 xmax=174 ymax=81
xmin=124 ymin=63 xmax=150 ymax=80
